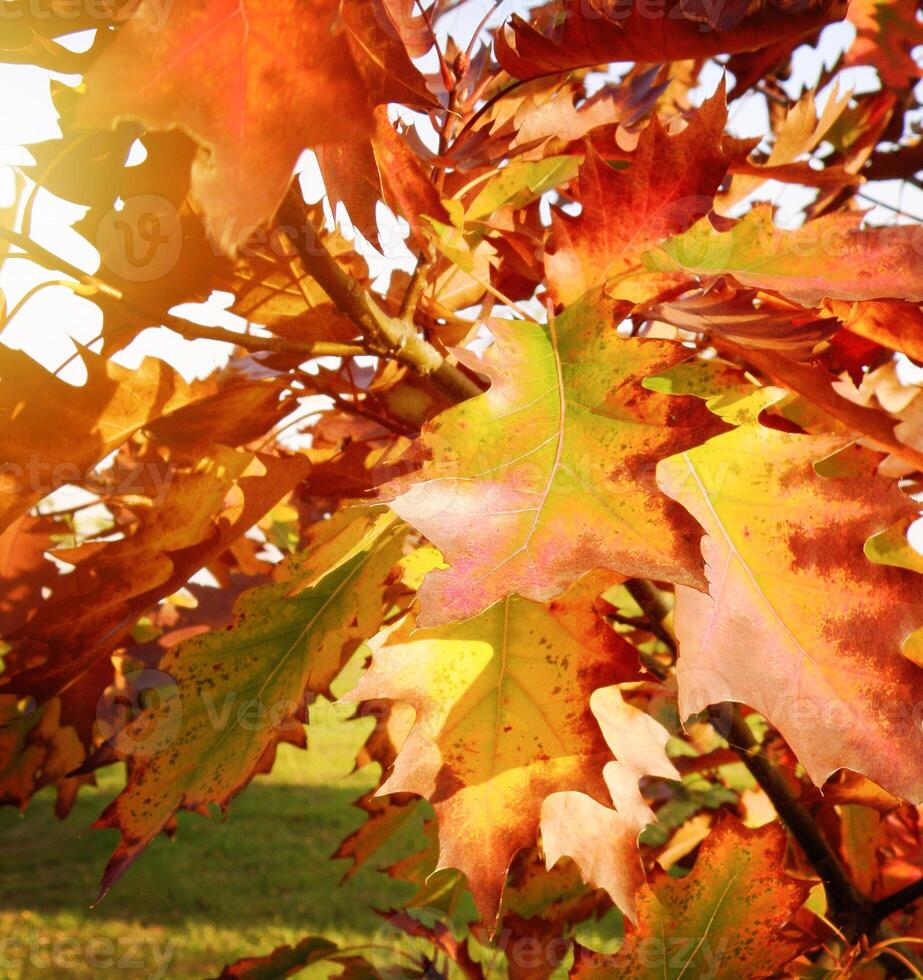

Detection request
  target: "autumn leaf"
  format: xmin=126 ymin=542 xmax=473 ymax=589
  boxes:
xmin=657 ymin=421 xmax=923 ymax=802
xmin=345 ymin=570 xmax=642 ymax=921
xmin=541 ymin=686 xmax=678 ymax=921
xmin=372 ymin=107 xmax=449 ymax=246
xmin=382 ymin=289 xmax=720 ymax=626
xmin=465 ymin=156 xmax=580 ymax=225
xmin=11 ymin=0 xmax=923 ymax=957
xmin=317 ymin=141 xmax=383 ymax=244
xmin=340 ymin=0 xmax=436 ymax=110
xmin=643 ymin=281 xmax=839 ymax=359
xmin=93 ymin=508 xmax=403 ymax=895
xmin=333 ymin=791 xmax=421 ymax=879
xmin=571 ymin=819 xmax=813 ymax=978
xmin=76 ymin=0 xmax=425 ymax=250
xmin=0 ymin=697 xmax=89 ymax=818
xmin=0 ymin=348 xmax=195 ymax=535
xmin=646 ymin=204 xmax=923 ymax=305
xmin=0 ymin=448 xmax=310 ymax=814
xmin=146 ymin=377 xmax=294 ymax=448
xmin=545 ymin=87 xmax=749 ymax=305
xmin=845 ymin=0 xmax=923 ymax=90
xmin=221 ymin=233 xmax=362 ymax=347
xmin=448 ymin=74 xmax=660 ymax=171
xmin=824 ymin=298 xmax=923 ymax=364
xmin=718 ymin=85 xmax=852 ymax=210
xmin=496 ymin=0 xmax=847 ymax=81
xmin=500 ymin=847 xmax=606 ymax=979
xmin=1 ymin=447 xmax=309 ymax=737
xmin=0 ymin=514 xmax=61 ymax=634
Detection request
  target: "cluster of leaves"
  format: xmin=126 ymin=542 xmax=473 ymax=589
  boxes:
xmin=5 ymin=0 xmax=923 ymax=975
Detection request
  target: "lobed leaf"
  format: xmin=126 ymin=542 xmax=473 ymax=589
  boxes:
xmin=382 ymin=289 xmax=721 ymax=626
xmin=94 ymin=508 xmax=404 ymax=896
xmin=647 ymin=205 xmax=923 ymax=305
xmin=346 ymin=570 xmax=643 ymax=921
xmin=572 ymin=819 xmax=812 ymax=978
xmin=658 ymin=424 xmax=923 ymax=802
xmin=496 ymin=0 xmax=847 ymax=81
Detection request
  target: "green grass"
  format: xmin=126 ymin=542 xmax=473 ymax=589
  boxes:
xmin=0 ymin=708 xmax=420 ymax=979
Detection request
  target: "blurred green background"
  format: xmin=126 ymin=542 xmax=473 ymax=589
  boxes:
xmin=0 ymin=703 xmax=420 ymax=978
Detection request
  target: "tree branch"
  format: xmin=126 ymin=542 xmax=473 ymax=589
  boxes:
xmin=722 ymin=709 xmax=871 ymax=940
xmin=277 ymin=189 xmax=482 ymax=404
xmin=0 ymin=224 xmax=364 ymax=360
xmin=872 ymin=877 xmax=923 ymax=927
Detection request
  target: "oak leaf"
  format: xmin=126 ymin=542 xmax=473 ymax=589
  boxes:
xmin=541 ymin=686 xmax=678 ymax=921
xmin=824 ymin=298 xmax=923 ymax=365
xmin=77 ymin=0 xmax=415 ymax=250
xmin=546 ymin=88 xmax=748 ymax=305
xmin=0 ymin=348 xmax=195 ymax=535
xmin=571 ymin=819 xmax=812 ymax=978
xmin=657 ymin=423 xmax=923 ymax=802
xmin=0 ymin=514 xmax=61 ymax=635
xmin=345 ymin=571 xmax=644 ymax=921
xmin=216 ymin=936 xmax=368 ymax=979
xmin=0 ymin=448 xmax=310 ymax=812
xmin=93 ymin=508 xmax=404 ymax=895
xmin=647 ymin=205 xmax=923 ymax=305
xmin=845 ymin=0 xmax=923 ymax=90
xmin=382 ymin=290 xmax=719 ymax=626
xmin=496 ymin=0 xmax=847 ymax=81
xmin=0 ymin=697 xmax=89 ymax=818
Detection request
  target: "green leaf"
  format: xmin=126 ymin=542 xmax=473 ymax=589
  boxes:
xmin=466 ymin=155 xmax=580 ymax=221
xmin=94 ymin=508 xmax=405 ymax=898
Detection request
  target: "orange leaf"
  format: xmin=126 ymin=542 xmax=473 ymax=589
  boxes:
xmin=346 ymin=571 xmax=643 ymax=921
xmin=0 ymin=348 xmax=195 ymax=536
xmin=572 ymin=819 xmax=812 ymax=978
xmin=77 ymin=0 xmax=380 ymax=250
xmin=658 ymin=423 xmax=923 ymax=802
xmin=541 ymin=687 xmax=678 ymax=921
xmin=93 ymin=509 xmax=403 ymax=897
xmin=546 ymin=87 xmax=747 ymax=306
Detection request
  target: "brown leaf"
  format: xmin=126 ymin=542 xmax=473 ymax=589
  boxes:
xmin=77 ymin=0 xmax=379 ymax=251
xmin=496 ymin=0 xmax=847 ymax=81
xmin=0 ymin=348 xmax=196 ymax=536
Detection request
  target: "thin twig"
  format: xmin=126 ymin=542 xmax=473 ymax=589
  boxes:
xmin=400 ymin=79 xmax=463 ymax=323
xmin=0 ymin=224 xmax=365 ymax=360
xmin=293 ymin=370 xmax=419 ymax=438
xmin=871 ymin=878 xmax=923 ymax=927
xmin=398 ymin=254 xmax=433 ymax=321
